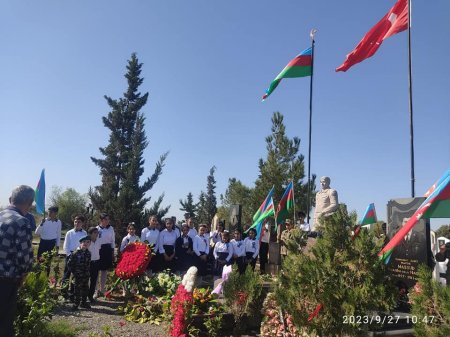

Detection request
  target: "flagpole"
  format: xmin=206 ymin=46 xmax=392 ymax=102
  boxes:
xmin=306 ymin=29 xmax=316 ymax=223
xmin=408 ymin=0 xmax=415 ymax=197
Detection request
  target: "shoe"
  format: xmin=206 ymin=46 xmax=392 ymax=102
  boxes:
xmin=80 ymin=302 xmax=91 ymax=309
xmin=89 ymin=296 xmax=96 ymax=303
xmin=94 ymin=291 xmax=103 ymax=299
xmin=71 ymin=305 xmax=79 ymax=311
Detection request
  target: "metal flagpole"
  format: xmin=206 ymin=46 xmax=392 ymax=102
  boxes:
xmin=408 ymin=0 xmax=415 ymax=197
xmin=306 ymin=29 xmax=317 ymax=223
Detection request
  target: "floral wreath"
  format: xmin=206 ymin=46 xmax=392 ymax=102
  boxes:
xmin=115 ymin=242 xmax=152 ymax=280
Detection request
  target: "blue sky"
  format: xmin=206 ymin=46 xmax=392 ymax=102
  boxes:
xmin=1 ymin=0 xmax=449 ymax=229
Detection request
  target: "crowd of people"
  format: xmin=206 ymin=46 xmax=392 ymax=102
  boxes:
xmin=0 ymin=185 xmax=311 ymax=336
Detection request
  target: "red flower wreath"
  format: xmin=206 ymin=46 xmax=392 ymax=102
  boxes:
xmin=115 ymin=242 xmax=152 ymax=280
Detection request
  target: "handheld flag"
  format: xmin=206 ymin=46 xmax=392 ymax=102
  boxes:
xmin=379 ymin=171 xmax=450 ymax=263
xmin=275 ymin=181 xmax=294 ymax=230
xmin=35 ymin=169 xmax=46 ymax=215
xmin=336 ymin=0 xmax=408 ymax=72
xmin=262 ymin=47 xmax=312 ymax=100
xmin=359 ymin=203 xmax=377 ymax=225
xmin=252 ymin=187 xmax=275 ymax=224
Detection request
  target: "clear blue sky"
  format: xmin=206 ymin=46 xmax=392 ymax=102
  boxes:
xmin=1 ymin=0 xmax=449 ymax=229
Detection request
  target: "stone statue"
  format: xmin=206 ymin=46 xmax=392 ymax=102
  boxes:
xmin=314 ymin=176 xmax=339 ymax=227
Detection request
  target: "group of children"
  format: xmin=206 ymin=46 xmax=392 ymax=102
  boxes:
xmin=61 ymin=214 xmax=262 ymax=310
xmin=123 ymin=216 xmax=261 ymax=280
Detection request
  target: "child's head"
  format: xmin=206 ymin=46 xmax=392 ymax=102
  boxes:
xmin=148 ymin=215 xmax=158 ymax=229
xmin=248 ymin=228 xmax=257 ymax=239
xmin=165 ymin=217 xmax=173 ymax=231
xmin=73 ymin=215 xmax=85 ymax=231
xmin=198 ymin=224 xmax=206 ymax=235
xmin=79 ymin=235 xmax=91 ymax=250
xmin=221 ymin=230 xmax=230 ymax=243
xmin=181 ymin=224 xmax=189 ymax=236
xmin=234 ymin=229 xmax=242 ymax=241
xmin=127 ymin=223 xmax=136 ymax=235
xmin=217 ymin=222 xmax=224 ymax=232
xmin=187 ymin=217 xmax=195 ymax=228
xmin=88 ymin=227 xmax=98 ymax=241
xmin=99 ymin=213 xmax=109 ymax=227
xmin=48 ymin=206 xmax=58 ymax=220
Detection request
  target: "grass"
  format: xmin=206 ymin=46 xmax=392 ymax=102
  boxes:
xmin=39 ymin=320 xmax=80 ymax=337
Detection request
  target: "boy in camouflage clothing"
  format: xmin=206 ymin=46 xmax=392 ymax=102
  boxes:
xmin=68 ymin=235 xmax=91 ymax=310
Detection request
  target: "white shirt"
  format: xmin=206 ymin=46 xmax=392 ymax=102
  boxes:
xmin=97 ymin=225 xmax=115 ymax=248
xmin=188 ymin=227 xmax=198 ymax=240
xmin=88 ymin=238 xmax=101 ymax=261
xmin=210 ymin=230 xmax=222 ymax=246
xmin=231 ymin=239 xmax=245 ymax=257
xmin=158 ymin=229 xmax=178 ymax=254
xmin=63 ymin=228 xmax=87 ymax=255
xmin=35 ymin=218 xmax=62 ymax=246
xmin=193 ymin=235 xmax=210 ymax=256
xmin=141 ymin=227 xmax=160 ymax=246
xmin=298 ymin=221 xmax=311 ymax=232
xmin=213 ymin=241 xmax=233 ymax=262
xmin=120 ymin=234 xmax=139 ymax=252
xmin=261 ymin=229 xmax=270 ymax=243
xmin=244 ymin=237 xmax=259 ymax=259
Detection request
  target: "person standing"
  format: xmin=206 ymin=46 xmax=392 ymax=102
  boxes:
xmin=158 ymin=218 xmax=177 ymax=272
xmin=35 ymin=206 xmax=62 ymax=258
xmin=120 ymin=223 xmax=139 ymax=252
xmin=87 ymin=227 xmax=101 ymax=303
xmin=68 ymin=236 xmax=91 ymax=310
xmin=259 ymin=223 xmax=270 ymax=274
xmin=141 ymin=215 xmax=160 ymax=274
xmin=62 ymin=215 xmax=87 ymax=301
xmin=280 ymin=219 xmax=294 ymax=261
xmin=231 ymin=229 xmax=246 ymax=274
xmin=193 ymin=224 xmax=209 ymax=278
xmin=0 ymin=185 xmax=35 ymax=337
xmin=96 ymin=213 xmax=115 ymax=297
xmin=175 ymin=224 xmax=194 ymax=274
xmin=186 ymin=217 xmax=198 ymax=240
xmin=297 ymin=211 xmax=310 ymax=233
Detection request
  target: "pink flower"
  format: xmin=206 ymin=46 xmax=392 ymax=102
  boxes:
xmin=119 ymin=321 xmax=126 ymax=327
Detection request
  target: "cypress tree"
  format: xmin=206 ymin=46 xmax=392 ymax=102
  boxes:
xmin=253 ymin=111 xmax=314 ymax=220
xmin=197 ymin=166 xmax=217 ymax=225
xmin=179 ymin=192 xmax=198 ymax=218
xmin=90 ymin=53 xmax=168 ymax=241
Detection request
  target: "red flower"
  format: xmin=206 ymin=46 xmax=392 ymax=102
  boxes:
xmin=105 ymin=291 xmax=112 ymax=299
xmin=237 ymin=291 xmax=248 ymax=305
xmin=169 ymin=285 xmax=193 ymax=337
xmin=119 ymin=321 xmax=126 ymax=327
xmin=115 ymin=242 xmax=152 ymax=280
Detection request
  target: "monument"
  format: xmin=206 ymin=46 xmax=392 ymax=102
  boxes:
xmin=314 ymin=176 xmax=339 ymax=228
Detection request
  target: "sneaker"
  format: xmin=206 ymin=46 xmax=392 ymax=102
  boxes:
xmin=80 ymin=302 xmax=91 ymax=309
xmin=89 ymin=296 xmax=96 ymax=304
xmin=71 ymin=305 xmax=79 ymax=311
xmin=94 ymin=291 xmax=103 ymax=299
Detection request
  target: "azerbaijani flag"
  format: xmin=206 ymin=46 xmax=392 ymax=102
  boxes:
xmin=262 ymin=47 xmax=312 ymax=100
xmin=379 ymin=171 xmax=450 ymax=263
xmin=275 ymin=181 xmax=294 ymax=230
xmin=35 ymin=169 xmax=46 ymax=215
xmin=252 ymin=187 xmax=275 ymax=224
xmin=359 ymin=203 xmax=377 ymax=225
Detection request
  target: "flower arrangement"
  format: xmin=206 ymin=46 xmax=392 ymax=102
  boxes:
xmin=169 ymin=266 xmax=198 ymax=337
xmin=260 ymin=292 xmax=303 ymax=337
xmin=115 ymin=242 xmax=152 ymax=280
xmin=191 ymin=288 xmax=222 ymax=315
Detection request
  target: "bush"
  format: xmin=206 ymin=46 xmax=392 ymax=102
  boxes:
xmin=276 ymin=205 xmax=396 ymax=337
xmin=223 ymin=265 xmax=264 ymax=336
xmin=410 ymin=265 xmax=450 ymax=337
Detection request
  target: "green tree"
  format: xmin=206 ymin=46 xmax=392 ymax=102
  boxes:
xmin=143 ymin=194 xmax=170 ymax=227
xmin=252 ymin=112 xmax=315 ymax=222
xmin=435 ymin=224 xmax=450 ymax=238
xmin=179 ymin=192 xmax=198 ymax=218
xmin=89 ymin=53 xmax=168 ymax=242
xmin=410 ymin=265 xmax=450 ymax=337
xmin=197 ymin=166 xmax=218 ymax=225
xmin=276 ymin=205 xmax=396 ymax=336
xmin=49 ymin=186 xmax=88 ymax=228
xmin=220 ymin=178 xmax=254 ymax=225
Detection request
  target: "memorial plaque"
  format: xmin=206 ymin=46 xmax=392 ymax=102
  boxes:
xmin=387 ymin=197 xmax=431 ymax=289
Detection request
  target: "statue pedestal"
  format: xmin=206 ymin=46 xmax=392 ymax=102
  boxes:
xmin=269 ymin=242 xmax=281 ymax=264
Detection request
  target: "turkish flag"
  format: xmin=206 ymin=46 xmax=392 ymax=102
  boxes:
xmin=336 ymin=0 xmax=408 ymax=72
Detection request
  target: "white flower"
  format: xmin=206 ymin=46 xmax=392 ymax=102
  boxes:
xmin=182 ymin=266 xmax=198 ymax=292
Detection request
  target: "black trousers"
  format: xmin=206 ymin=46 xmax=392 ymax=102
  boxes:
xmin=0 ymin=279 xmax=19 ymax=337
xmin=37 ymin=238 xmax=56 ymax=258
xmin=89 ymin=260 xmax=100 ymax=299
xmin=259 ymin=242 xmax=269 ymax=273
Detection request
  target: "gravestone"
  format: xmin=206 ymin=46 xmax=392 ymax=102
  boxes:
xmin=386 ymin=197 xmax=432 ymax=290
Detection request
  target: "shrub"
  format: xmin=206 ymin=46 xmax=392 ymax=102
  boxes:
xmin=409 ymin=265 xmax=450 ymax=337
